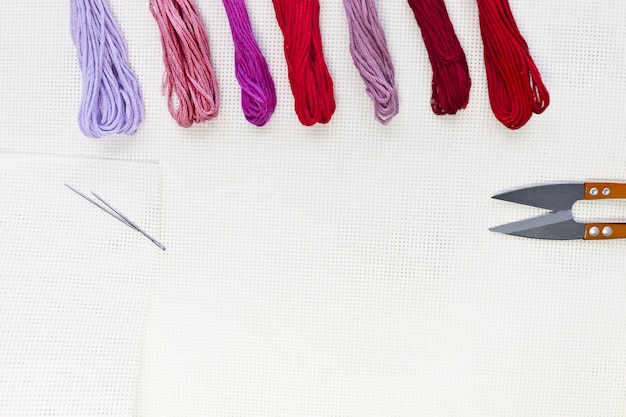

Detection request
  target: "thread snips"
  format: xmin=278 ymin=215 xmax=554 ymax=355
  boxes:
xmin=490 ymin=182 xmax=626 ymax=240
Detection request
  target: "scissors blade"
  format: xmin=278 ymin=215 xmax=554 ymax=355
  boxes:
xmin=492 ymin=183 xmax=585 ymax=211
xmin=490 ymin=210 xmax=586 ymax=240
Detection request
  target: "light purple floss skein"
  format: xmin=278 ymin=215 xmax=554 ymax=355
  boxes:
xmin=222 ymin=0 xmax=276 ymax=126
xmin=343 ymin=0 xmax=398 ymax=124
xmin=70 ymin=0 xmax=144 ymax=138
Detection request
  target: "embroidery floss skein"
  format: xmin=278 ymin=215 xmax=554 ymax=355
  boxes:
xmin=222 ymin=0 xmax=276 ymax=126
xmin=271 ymin=0 xmax=336 ymax=126
xmin=476 ymin=0 xmax=549 ymax=129
xmin=407 ymin=0 xmax=471 ymax=115
xmin=150 ymin=0 xmax=219 ymax=128
xmin=343 ymin=0 xmax=398 ymax=124
xmin=70 ymin=0 xmax=144 ymax=138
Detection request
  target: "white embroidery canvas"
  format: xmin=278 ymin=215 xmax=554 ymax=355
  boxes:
xmin=0 ymin=154 xmax=162 ymax=417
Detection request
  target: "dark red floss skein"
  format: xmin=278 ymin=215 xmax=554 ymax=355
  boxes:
xmin=407 ymin=0 xmax=471 ymax=115
xmin=476 ymin=0 xmax=549 ymax=129
xmin=271 ymin=0 xmax=336 ymax=126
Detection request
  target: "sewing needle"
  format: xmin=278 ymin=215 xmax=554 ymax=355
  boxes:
xmin=65 ymin=184 xmax=166 ymax=251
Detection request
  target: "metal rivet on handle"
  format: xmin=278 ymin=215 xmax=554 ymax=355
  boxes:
xmin=603 ymin=226 xmax=613 ymax=237
xmin=590 ymin=187 xmax=599 ymax=196
xmin=603 ymin=187 xmax=611 ymax=196
xmin=589 ymin=226 xmax=600 ymax=237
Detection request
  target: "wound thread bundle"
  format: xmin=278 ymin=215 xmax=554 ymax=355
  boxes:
xmin=407 ymin=0 xmax=470 ymax=115
xmin=150 ymin=0 xmax=219 ymax=128
xmin=222 ymin=0 xmax=276 ymax=126
xmin=70 ymin=0 xmax=144 ymax=138
xmin=271 ymin=0 xmax=336 ymax=126
xmin=69 ymin=1 xmax=548 ymax=130
xmin=476 ymin=0 xmax=549 ymax=129
xmin=343 ymin=0 xmax=398 ymax=124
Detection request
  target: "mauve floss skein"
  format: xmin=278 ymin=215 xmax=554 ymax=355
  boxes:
xmin=150 ymin=0 xmax=220 ymax=127
xmin=222 ymin=0 xmax=276 ymax=126
xmin=343 ymin=0 xmax=398 ymax=124
xmin=70 ymin=0 xmax=144 ymax=138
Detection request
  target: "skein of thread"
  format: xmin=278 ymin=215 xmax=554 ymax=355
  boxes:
xmin=343 ymin=0 xmax=398 ymax=124
xmin=407 ymin=0 xmax=471 ymax=115
xmin=271 ymin=0 xmax=335 ymax=126
xmin=70 ymin=0 xmax=144 ymax=138
xmin=150 ymin=0 xmax=219 ymax=127
xmin=222 ymin=0 xmax=276 ymax=126
xmin=476 ymin=0 xmax=549 ymax=129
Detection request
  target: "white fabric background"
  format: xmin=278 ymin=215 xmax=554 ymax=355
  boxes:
xmin=1 ymin=1 xmax=626 ymax=416
xmin=0 ymin=154 xmax=162 ymax=416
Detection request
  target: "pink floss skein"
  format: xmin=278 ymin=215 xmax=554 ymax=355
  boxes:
xmin=150 ymin=0 xmax=219 ymax=127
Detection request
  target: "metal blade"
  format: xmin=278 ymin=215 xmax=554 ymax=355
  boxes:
xmin=490 ymin=210 xmax=585 ymax=240
xmin=492 ymin=183 xmax=585 ymax=211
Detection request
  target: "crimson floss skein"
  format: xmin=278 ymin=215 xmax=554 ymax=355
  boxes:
xmin=271 ymin=0 xmax=336 ymax=126
xmin=476 ymin=0 xmax=550 ymax=129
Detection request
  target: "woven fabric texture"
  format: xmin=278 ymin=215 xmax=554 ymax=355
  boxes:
xmin=0 ymin=154 xmax=162 ymax=417
xmin=1 ymin=1 xmax=626 ymax=417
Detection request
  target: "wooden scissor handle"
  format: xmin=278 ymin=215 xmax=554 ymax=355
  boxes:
xmin=584 ymin=223 xmax=626 ymax=240
xmin=585 ymin=183 xmax=626 ymax=200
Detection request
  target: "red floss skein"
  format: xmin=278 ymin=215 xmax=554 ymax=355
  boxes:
xmin=407 ymin=0 xmax=471 ymax=115
xmin=150 ymin=0 xmax=219 ymax=128
xmin=476 ymin=0 xmax=549 ymax=129
xmin=271 ymin=0 xmax=336 ymax=126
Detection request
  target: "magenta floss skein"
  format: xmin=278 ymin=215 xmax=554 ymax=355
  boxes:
xmin=70 ymin=0 xmax=144 ymax=138
xmin=343 ymin=0 xmax=398 ymax=124
xmin=222 ymin=0 xmax=276 ymax=126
